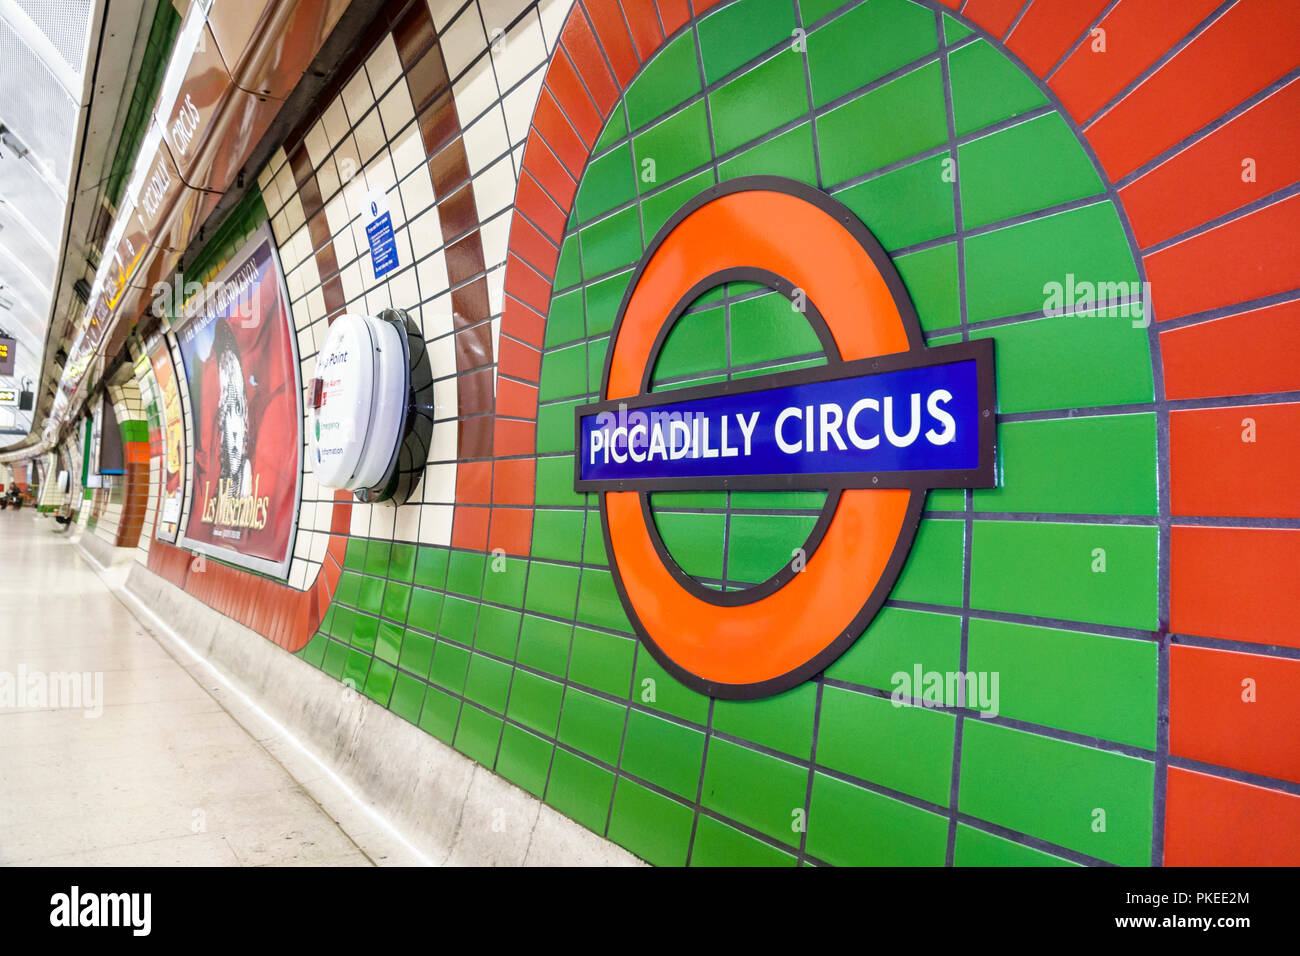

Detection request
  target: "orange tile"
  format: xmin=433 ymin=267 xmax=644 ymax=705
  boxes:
xmin=1006 ymin=0 xmax=1110 ymax=78
xmin=515 ymin=169 xmax=568 ymax=242
xmin=961 ymin=0 xmax=1025 ymax=39
xmin=657 ymin=0 xmax=691 ymax=33
xmin=1160 ymin=299 xmax=1300 ymax=401
xmin=621 ymin=0 xmax=665 ymax=62
xmin=1086 ymin=0 xmax=1300 ymax=179
xmin=493 ymin=417 xmax=537 ymax=457
xmin=1172 ymin=525 xmax=1300 ymax=649
xmin=502 ymin=296 xmax=548 ymax=350
xmin=1121 ymin=79 xmax=1300 ymax=249
xmin=456 ymin=460 xmax=493 ymax=504
xmin=496 ymin=376 xmax=539 ymax=420
xmin=1165 ymin=766 xmax=1300 ymax=865
xmin=583 ymin=0 xmax=640 ymax=83
xmin=488 ymin=506 xmax=534 ymax=557
xmin=498 ymin=335 xmax=542 ymax=383
xmin=508 ymin=210 xmax=560 ymax=278
xmin=522 ymin=131 xmax=577 ymax=208
xmin=1171 ymin=402 xmax=1300 ymax=518
xmin=1170 ymin=643 xmax=1300 ymax=783
xmin=451 ymin=504 xmax=490 ymax=551
xmin=1145 ymin=193 xmax=1300 ymax=322
xmin=532 ymin=86 xmax=594 ymax=167
xmin=560 ymin=8 xmax=619 ymax=113
xmin=492 ymin=458 xmax=536 ymax=506
xmin=505 ymin=254 xmax=555 ymax=315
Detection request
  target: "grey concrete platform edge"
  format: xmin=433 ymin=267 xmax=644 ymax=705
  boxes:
xmin=78 ymin=542 xmax=640 ymax=867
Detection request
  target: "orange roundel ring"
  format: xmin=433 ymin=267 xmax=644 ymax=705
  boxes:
xmin=597 ymin=176 xmax=928 ymax=699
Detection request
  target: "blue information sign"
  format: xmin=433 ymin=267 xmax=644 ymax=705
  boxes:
xmin=575 ymin=340 xmax=996 ymax=492
xmin=366 ymin=210 xmax=398 ymax=279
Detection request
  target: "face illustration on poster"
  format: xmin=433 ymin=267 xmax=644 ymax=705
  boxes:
xmin=211 ymin=317 xmax=253 ymax=502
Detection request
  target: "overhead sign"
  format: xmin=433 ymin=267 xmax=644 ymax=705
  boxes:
xmin=176 ymin=224 xmax=302 ymax=578
xmin=0 ymin=336 xmax=14 ymax=376
xmin=579 ymin=178 xmax=998 ymax=699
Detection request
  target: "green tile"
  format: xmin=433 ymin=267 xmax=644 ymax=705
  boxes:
xmin=727 ymin=512 xmax=817 ymax=584
xmin=536 ymin=399 xmax=580 ymax=455
xmin=453 ymin=702 xmax=503 ymax=767
xmin=437 ymin=594 xmax=479 ymax=645
xmin=544 ymin=288 xmax=585 ymax=348
xmin=531 ymin=509 xmax=586 ymax=563
xmin=690 ymin=814 xmax=797 ymax=866
xmin=557 ymin=686 xmax=627 ymax=765
xmin=389 ymin=671 xmax=426 ymax=724
xmin=398 ymin=628 xmax=436 ymax=678
xmin=322 ymin=638 xmax=349 ymax=680
xmin=651 ymin=307 xmax=727 ymax=383
xmin=429 ymin=639 xmax=470 ymax=693
xmin=959 ymin=113 xmax=1104 ymax=228
xmin=970 ymin=311 xmax=1154 ymax=413
xmin=553 ymin=233 xmax=581 ymax=292
xmin=364 ymin=539 xmax=391 ymax=576
xmin=701 ymin=737 xmax=807 ymax=847
xmin=505 ymin=669 xmax=564 ymax=737
xmin=474 ymin=604 xmax=521 ymax=658
xmin=807 ymin=771 xmax=949 ymax=865
xmin=535 ymin=455 xmax=586 ymax=507
xmin=539 ymin=342 xmax=587 ymax=402
xmin=586 ymin=336 xmax=609 ymax=393
xmin=942 ymin=13 xmax=973 ymax=44
xmin=343 ymin=538 xmax=366 ymax=571
xmin=971 ymin=520 xmax=1158 ymax=629
xmin=574 ymin=142 xmax=637 ymax=225
xmin=406 ymin=586 xmax=443 ymax=632
xmin=890 ymin=518 xmax=964 ymax=607
xmin=382 ymin=580 xmax=411 ymax=622
xmin=582 ymin=209 xmax=642 ymax=280
xmin=625 ymin=31 xmax=701 ymax=132
xmin=569 ymin=626 xmax=636 ymax=696
xmin=698 ymin=0 xmax=797 ymax=84
xmin=446 ymin=550 xmax=485 ymax=597
xmin=817 ymin=686 xmax=955 ymax=804
xmin=524 ymin=561 xmax=581 ymax=618
xmin=417 ymin=686 xmax=460 ymax=743
xmin=710 ymin=49 xmax=809 ymax=156
xmin=894 ymin=242 xmax=960 ymax=332
xmin=634 ymin=648 xmax=709 ymax=723
xmin=413 ymin=546 xmax=448 ymax=589
xmin=481 ymin=552 xmax=528 ymax=607
xmin=584 ymin=269 xmax=633 ymax=335
xmin=967 ymin=619 xmax=1158 ymax=748
xmin=975 ymin=415 xmax=1158 ymax=516
xmin=389 ymin=543 xmax=417 ymax=582
xmin=965 ymin=201 xmax=1137 ymax=323
xmin=633 ymin=100 xmax=712 ymax=195
xmin=576 ymin=568 xmax=632 ymax=633
xmin=833 ymin=154 xmax=955 ymax=251
xmin=826 ymin=607 xmax=962 ymax=693
xmin=949 ymin=39 xmax=1048 ymax=136
xmin=593 ymin=100 xmax=627 ymax=154
xmin=959 ymin=720 xmax=1154 ymax=866
xmin=718 ymin=121 xmax=817 ymax=186
xmin=516 ymin=614 xmax=572 ymax=678
xmin=363 ymin=659 xmax=396 ymax=706
xmin=816 ymin=61 xmax=948 ymax=186
xmin=375 ymin=619 xmax=403 ymax=665
xmin=464 ymin=653 xmax=512 ymax=713
xmin=954 ymin=824 xmax=1079 ymax=867
xmin=807 ymin=0 xmax=938 ymax=107
xmin=728 ymin=293 xmax=822 ymax=370
xmin=652 ymin=509 xmax=725 ymax=581
xmin=342 ymin=647 xmax=371 ymax=692
xmin=712 ymin=682 xmax=815 ymax=759
xmin=545 ymin=748 xmax=614 ymax=835
xmin=496 ymin=724 xmax=554 ymax=798
xmin=334 ymin=571 xmax=361 ymax=607
xmin=640 ymin=169 xmax=717 ymax=242
xmin=350 ymin=613 xmax=378 ymax=653
xmin=357 ymin=575 xmax=384 ymax=615
xmin=581 ymin=516 xmax=608 ymax=565
xmin=608 ymin=779 xmax=694 ymax=866
xmin=621 ymin=709 xmax=705 ymax=800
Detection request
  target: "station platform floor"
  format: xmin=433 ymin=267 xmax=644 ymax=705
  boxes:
xmin=0 ymin=512 xmax=401 ymax=865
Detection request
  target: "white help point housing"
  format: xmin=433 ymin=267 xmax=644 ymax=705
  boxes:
xmin=309 ymin=313 xmax=408 ymax=494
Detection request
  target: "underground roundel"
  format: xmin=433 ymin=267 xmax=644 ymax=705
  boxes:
xmin=575 ymin=177 xmax=997 ymax=699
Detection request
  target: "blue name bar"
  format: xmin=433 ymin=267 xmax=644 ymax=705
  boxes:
xmin=576 ymin=345 xmax=995 ymax=491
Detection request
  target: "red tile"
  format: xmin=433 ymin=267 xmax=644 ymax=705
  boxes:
xmin=657 ymin=0 xmax=691 ymax=33
xmin=488 ymin=506 xmax=534 ymax=557
xmin=1121 ymin=79 xmax=1300 ymax=248
xmin=1171 ymin=402 xmax=1300 ymax=518
xmin=1166 ymin=766 xmax=1300 ymax=865
xmin=532 ymin=87 xmax=593 ymax=172
xmin=560 ymin=8 xmax=620 ymax=112
xmin=503 ymin=296 xmax=548 ymax=349
xmin=522 ymin=133 xmax=578 ymax=208
xmin=492 ymin=458 xmax=536 ymax=506
xmin=1008 ymin=0 xmax=1111 ymax=76
xmin=509 ymin=209 xmax=560 ymax=277
xmin=961 ymin=0 xmax=1026 ymax=39
xmin=582 ymin=0 xmax=641 ymax=84
xmin=1085 ymin=0 xmax=1300 ymax=180
xmin=493 ymin=418 xmax=537 ymax=457
xmin=621 ymin=0 xmax=665 ymax=61
xmin=1051 ymin=0 xmax=1228 ymax=123
xmin=545 ymin=53 xmax=605 ymax=154
xmin=498 ymin=335 xmax=543 ymax=382
xmin=456 ymin=460 xmax=493 ymax=503
xmin=1161 ymin=299 xmax=1300 ymax=401
xmin=1145 ymin=192 xmax=1300 ymax=322
xmin=1171 ymin=525 xmax=1300 ymax=649
xmin=1170 ymin=643 xmax=1300 ymax=784
xmin=690 ymin=0 xmax=730 ymax=12
xmin=451 ymin=505 xmax=490 ymax=551
xmin=496 ymin=377 xmax=539 ymax=420
xmin=505 ymin=254 xmax=555 ymax=315
xmin=514 ymin=169 xmax=569 ymax=242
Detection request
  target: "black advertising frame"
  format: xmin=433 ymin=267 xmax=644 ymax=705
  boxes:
xmin=574 ymin=175 xmax=999 ymax=699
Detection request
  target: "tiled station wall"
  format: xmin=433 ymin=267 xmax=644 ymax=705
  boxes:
xmin=117 ymin=0 xmax=1300 ymax=866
